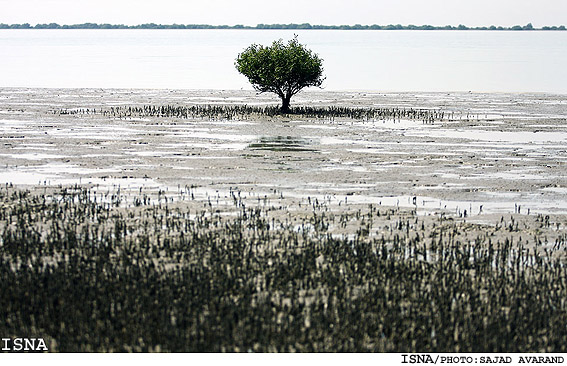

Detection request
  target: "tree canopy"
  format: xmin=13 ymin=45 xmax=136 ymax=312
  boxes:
xmin=235 ymin=37 xmax=325 ymax=112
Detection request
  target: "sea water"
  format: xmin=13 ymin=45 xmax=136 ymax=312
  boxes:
xmin=0 ymin=29 xmax=566 ymax=92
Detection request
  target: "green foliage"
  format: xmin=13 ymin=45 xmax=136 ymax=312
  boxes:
xmin=235 ymin=37 xmax=325 ymax=112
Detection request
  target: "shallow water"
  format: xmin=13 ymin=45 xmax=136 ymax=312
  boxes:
xmin=1 ymin=29 xmax=567 ymax=93
xmin=410 ymin=129 xmax=567 ymax=143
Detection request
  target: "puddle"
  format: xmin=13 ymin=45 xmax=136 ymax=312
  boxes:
xmin=542 ymin=187 xmax=567 ymax=194
xmin=54 ymin=176 xmax=160 ymax=189
xmin=0 ymin=168 xmax=159 ymax=190
xmin=347 ymin=149 xmax=412 ymax=155
xmin=30 ymin=163 xmax=121 ymax=175
xmin=162 ymin=155 xmax=237 ymax=160
xmin=0 ymin=153 xmax=68 ymax=160
xmin=409 ymin=129 xmax=567 ymax=144
xmin=487 ymin=171 xmax=550 ymax=181
xmin=320 ymin=165 xmax=373 ymax=172
xmin=353 ymin=119 xmax=427 ymax=130
xmin=126 ymin=151 xmax=176 ymax=157
xmin=319 ymin=137 xmax=365 ymax=146
xmin=0 ymin=163 xmax=126 ymax=185
xmin=174 ymin=131 xmax=256 ymax=142
xmin=298 ymin=125 xmax=339 ymax=130
xmin=0 ymin=171 xmax=54 ymax=185
xmin=178 ymin=142 xmax=248 ymax=150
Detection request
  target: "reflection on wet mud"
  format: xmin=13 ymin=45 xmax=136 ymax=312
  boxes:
xmin=248 ymin=136 xmax=318 ymax=152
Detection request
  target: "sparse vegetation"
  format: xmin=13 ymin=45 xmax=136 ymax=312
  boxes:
xmin=55 ymin=103 xmax=445 ymax=123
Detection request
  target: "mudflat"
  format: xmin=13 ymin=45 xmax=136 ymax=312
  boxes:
xmin=1 ymin=88 xmax=566 ymax=214
xmin=1 ymin=87 xmax=566 ymax=251
xmin=1 ymin=88 xmax=567 ymax=351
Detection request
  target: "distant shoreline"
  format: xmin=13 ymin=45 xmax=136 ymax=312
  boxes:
xmin=1 ymin=22 xmax=566 ymax=31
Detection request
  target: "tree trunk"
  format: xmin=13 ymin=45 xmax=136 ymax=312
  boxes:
xmin=280 ymin=94 xmax=292 ymax=114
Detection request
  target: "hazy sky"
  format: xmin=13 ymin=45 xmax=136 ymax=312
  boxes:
xmin=1 ymin=0 xmax=566 ymax=27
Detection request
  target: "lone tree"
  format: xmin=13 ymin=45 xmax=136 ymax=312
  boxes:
xmin=235 ymin=37 xmax=325 ymax=113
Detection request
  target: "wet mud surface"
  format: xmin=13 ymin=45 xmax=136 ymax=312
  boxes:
xmin=1 ymin=88 xmax=566 ymax=216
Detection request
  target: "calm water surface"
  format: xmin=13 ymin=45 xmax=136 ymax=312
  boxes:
xmin=0 ymin=29 xmax=566 ymax=93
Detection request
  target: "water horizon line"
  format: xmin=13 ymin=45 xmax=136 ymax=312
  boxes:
xmin=1 ymin=22 xmax=566 ymax=31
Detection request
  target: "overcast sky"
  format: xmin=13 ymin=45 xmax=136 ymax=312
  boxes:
xmin=1 ymin=0 xmax=566 ymax=27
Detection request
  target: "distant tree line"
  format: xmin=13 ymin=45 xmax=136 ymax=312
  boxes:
xmin=0 ymin=22 xmax=565 ymax=30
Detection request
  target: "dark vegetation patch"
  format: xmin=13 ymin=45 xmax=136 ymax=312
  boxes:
xmin=55 ymin=104 xmax=445 ymax=123
xmin=1 ymin=186 xmax=566 ymax=352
